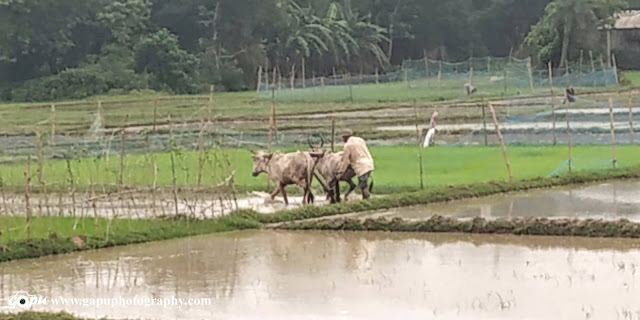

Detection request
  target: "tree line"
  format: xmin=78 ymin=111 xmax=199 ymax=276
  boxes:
xmin=0 ymin=0 xmax=636 ymax=101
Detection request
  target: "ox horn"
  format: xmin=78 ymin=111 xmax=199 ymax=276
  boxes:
xmin=307 ymin=135 xmax=315 ymax=149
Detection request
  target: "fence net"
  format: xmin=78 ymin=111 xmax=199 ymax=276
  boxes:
xmin=257 ymin=56 xmax=619 ymax=102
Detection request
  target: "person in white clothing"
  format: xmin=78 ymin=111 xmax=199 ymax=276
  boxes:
xmin=337 ymin=129 xmax=374 ymax=200
xmin=423 ymin=111 xmax=438 ymax=148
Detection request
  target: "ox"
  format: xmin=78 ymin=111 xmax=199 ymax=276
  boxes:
xmin=308 ymin=135 xmax=357 ymax=204
xmin=251 ymin=150 xmax=319 ymax=205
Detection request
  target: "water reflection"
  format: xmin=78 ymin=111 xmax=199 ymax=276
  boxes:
xmin=2 ymin=231 xmax=640 ymax=319
xmin=383 ymin=180 xmax=640 ymax=221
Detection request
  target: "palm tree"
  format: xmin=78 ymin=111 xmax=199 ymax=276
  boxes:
xmin=339 ymin=0 xmax=389 ymax=67
xmin=280 ymin=1 xmax=332 ymax=60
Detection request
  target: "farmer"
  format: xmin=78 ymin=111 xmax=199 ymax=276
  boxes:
xmin=563 ymin=86 xmax=576 ymax=104
xmin=464 ymin=83 xmax=477 ymax=96
xmin=423 ymin=111 xmax=438 ymax=148
xmin=337 ymin=129 xmax=374 ymax=200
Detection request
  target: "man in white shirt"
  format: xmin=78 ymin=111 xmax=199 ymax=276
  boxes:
xmin=337 ymin=129 xmax=374 ymax=200
xmin=423 ymin=111 xmax=438 ymax=147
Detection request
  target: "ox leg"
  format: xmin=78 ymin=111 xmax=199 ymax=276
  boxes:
xmin=304 ymin=188 xmax=314 ymax=205
xmin=280 ymin=184 xmax=289 ymax=205
xmin=270 ymin=185 xmax=281 ymax=202
xmin=333 ymin=180 xmax=341 ymax=203
xmin=344 ymin=179 xmax=356 ymax=200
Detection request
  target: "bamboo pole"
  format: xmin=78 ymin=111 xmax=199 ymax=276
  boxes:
xmin=414 ymin=100 xmax=424 ymax=189
xmin=197 ymin=120 xmax=205 ymax=187
xmin=0 ymin=174 xmax=9 ymax=216
xmin=482 ymin=103 xmax=488 ymax=146
xmin=404 ymin=69 xmax=409 ymax=88
xmin=565 ymin=59 xmax=569 ymax=76
xmin=375 ymin=67 xmax=379 ymax=84
xmin=320 ymin=76 xmax=325 ymax=88
xmin=566 ymin=106 xmax=572 ymax=173
xmin=487 ymin=56 xmax=491 ymax=73
xmin=424 ymin=50 xmax=429 ymax=86
xmin=151 ymin=159 xmax=158 ymax=218
xmin=469 ymin=67 xmax=474 ymax=86
xmin=272 ymin=67 xmax=277 ymax=88
xmin=301 ymin=57 xmax=306 ymax=88
xmin=503 ymin=67 xmax=508 ymax=94
xmin=24 ymin=155 xmax=31 ymax=231
xmin=488 ymin=103 xmax=513 ymax=182
xmin=549 ymin=62 xmax=557 ymax=145
xmin=268 ymin=88 xmax=276 ymax=153
xmin=589 ymin=51 xmax=595 ymax=72
xmin=149 ymin=104 xmax=156 ymax=137
xmin=438 ymin=60 xmax=442 ymax=85
xmin=609 ymin=97 xmax=617 ymax=169
xmin=256 ymin=65 xmax=263 ymax=93
xmin=65 ymin=158 xmax=75 ymax=218
xmin=290 ymin=64 xmax=295 ymax=91
xmin=36 ymin=132 xmax=46 ymax=216
xmin=527 ymin=60 xmax=534 ymax=93
xmin=50 ymin=104 xmax=56 ymax=145
xmin=331 ymin=119 xmax=336 ymax=152
xmin=169 ymin=115 xmax=179 ymax=216
xmin=612 ymin=53 xmax=618 ymax=83
xmin=630 ymin=93 xmax=635 ymax=145
xmin=607 ymin=29 xmax=612 ymax=67
xmin=579 ymin=50 xmax=584 ymax=74
xmin=208 ymin=85 xmax=215 ymax=122
xmin=119 ymin=115 xmax=128 ymax=189
xmin=348 ymin=73 xmax=353 ymax=102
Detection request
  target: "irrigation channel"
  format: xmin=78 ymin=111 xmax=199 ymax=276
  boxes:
xmin=2 ymin=181 xmax=640 ymax=319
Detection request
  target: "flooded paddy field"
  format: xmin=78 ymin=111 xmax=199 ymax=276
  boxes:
xmin=2 ymin=230 xmax=640 ymax=319
xmin=0 ymin=190 xmax=331 ymax=219
xmin=349 ymin=180 xmax=640 ymax=222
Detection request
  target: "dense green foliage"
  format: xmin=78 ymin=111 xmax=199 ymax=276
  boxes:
xmin=0 ymin=0 xmax=635 ymax=101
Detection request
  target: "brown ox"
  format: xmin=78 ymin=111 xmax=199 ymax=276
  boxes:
xmin=308 ymin=135 xmax=356 ymax=204
xmin=251 ymin=150 xmax=318 ymax=205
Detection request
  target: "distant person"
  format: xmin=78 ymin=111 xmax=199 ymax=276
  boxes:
xmin=337 ymin=129 xmax=374 ymax=200
xmin=464 ymin=83 xmax=477 ymax=96
xmin=423 ymin=111 xmax=438 ymax=148
xmin=563 ymin=86 xmax=575 ymax=104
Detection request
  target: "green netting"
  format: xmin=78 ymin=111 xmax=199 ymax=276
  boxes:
xmin=258 ymin=56 xmax=618 ymax=102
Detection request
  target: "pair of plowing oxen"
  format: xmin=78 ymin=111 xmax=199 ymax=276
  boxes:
xmin=251 ymin=134 xmax=356 ymax=205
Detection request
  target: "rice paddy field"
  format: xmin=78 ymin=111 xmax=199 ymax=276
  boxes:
xmin=0 ymin=145 xmax=636 ymax=193
xmin=0 ymin=71 xmax=639 ymax=258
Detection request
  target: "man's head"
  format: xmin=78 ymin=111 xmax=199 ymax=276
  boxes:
xmin=341 ymin=128 xmax=353 ymax=143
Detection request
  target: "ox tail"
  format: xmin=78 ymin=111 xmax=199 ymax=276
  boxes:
xmin=369 ymin=178 xmax=374 ymax=193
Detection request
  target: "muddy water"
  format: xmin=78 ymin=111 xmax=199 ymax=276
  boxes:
xmin=371 ymin=180 xmax=640 ymax=222
xmin=3 ymin=231 xmax=640 ymax=319
xmin=1 ymin=191 xmax=331 ymax=219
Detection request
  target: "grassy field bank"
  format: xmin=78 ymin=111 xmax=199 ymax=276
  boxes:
xmin=276 ymin=214 xmax=640 ymax=238
xmin=0 ymin=145 xmax=637 ymax=194
xmin=0 ymin=214 xmax=259 ymax=262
